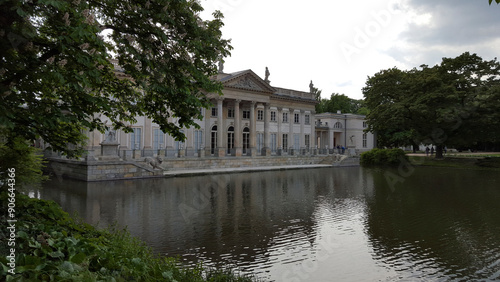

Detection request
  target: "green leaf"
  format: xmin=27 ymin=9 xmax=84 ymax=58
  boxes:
xmin=70 ymin=252 xmax=86 ymax=264
xmin=48 ymin=251 xmax=65 ymax=259
xmin=59 ymin=261 xmax=75 ymax=273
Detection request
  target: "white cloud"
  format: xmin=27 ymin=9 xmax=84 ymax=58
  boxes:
xmin=200 ymin=0 xmax=500 ymax=100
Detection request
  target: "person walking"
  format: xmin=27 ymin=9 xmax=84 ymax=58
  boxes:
xmin=425 ymin=146 xmax=430 ymax=157
xmin=431 ymin=146 xmax=435 ymax=156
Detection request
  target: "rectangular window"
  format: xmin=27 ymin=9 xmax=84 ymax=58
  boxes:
xmin=175 ymin=130 xmax=185 ymax=150
xmin=211 ymin=107 xmax=218 ymax=117
xmin=294 ymin=113 xmax=300 ymax=124
xmin=271 ymin=133 xmax=277 ymax=153
xmin=283 ymin=112 xmax=288 ymax=123
xmin=283 ymin=134 xmax=288 ymax=152
xmin=271 ymin=111 xmax=276 ymax=122
xmin=257 ymin=110 xmax=264 ymax=121
xmin=363 ymin=133 xmax=368 ymax=148
xmin=228 ymin=108 xmax=234 ymax=118
xmin=243 ymin=110 xmax=250 ymax=119
xmin=305 ymin=134 xmax=310 ymax=149
xmin=130 ymin=128 xmax=142 ymax=150
xmin=194 ymin=130 xmax=203 ymax=150
xmin=363 ymin=121 xmax=367 ymax=128
xmin=305 ymin=114 xmax=310 ymax=125
xmin=294 ymin=134 xmax=300 ymax=150
xmin=153 ymin=128 xmax=164 ymax=150
xmin=257 ymin=133 xmax=264 ymax=152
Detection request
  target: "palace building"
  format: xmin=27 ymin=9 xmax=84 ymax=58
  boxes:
xmin=80 ymin=66 xmax=374 ymax=160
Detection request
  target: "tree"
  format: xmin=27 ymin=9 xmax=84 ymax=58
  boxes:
xmin=489 ymin=0 xmax=500 ymax=5
xmin=0 ymin=134 xmax=47 ymax=189
xmin=316 ymin=93 xmax=366 ymax=114
xmin=1 ymin=0 xmax=232 ymax=158
xmin=363 ymin=52 xmax=500 ymax=158
xmin=363 ymin=68 xmax=420 ymax=150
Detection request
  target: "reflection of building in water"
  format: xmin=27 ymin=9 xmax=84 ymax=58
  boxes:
xmin=37 ymin=168 xmax=375 ymax=269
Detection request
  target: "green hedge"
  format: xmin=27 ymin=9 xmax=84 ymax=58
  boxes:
xmin=0 ymin=192 xmax=255 ymax=281
xmin=360 ymin=148 xmax=408 ymax=167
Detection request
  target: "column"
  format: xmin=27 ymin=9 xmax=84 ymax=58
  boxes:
xmin=277 ymin=107 xmax=283 ymax=155
xmin=262 ymin=103 xmax=271 ymax=156
xmin=329 ymin=129 xmax=334 ymax=154
xmin=216 ymin=97 xmax=225 ymax=157
xmin=234 ymin=99 xmax=242 ymax=156
xmin=300 ymin=110 xmax=305 ymax=155
xmin=204 ymin=106 xmax=211 ymax=157
xmin=143 ymin=117 xmax=153 ymax=156
xmin=250 ymin=101 xmax=256 ymax=156
xmin=311 ymin=111 xmax=317 ymax=155
xmin=289 ymin=108 xmax=294 ymax=155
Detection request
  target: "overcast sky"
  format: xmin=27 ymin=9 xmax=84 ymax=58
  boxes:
xmin=200 ymin=0 xmax=500 ymax=100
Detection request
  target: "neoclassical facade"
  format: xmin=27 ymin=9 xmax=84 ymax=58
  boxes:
xmin=83 ymin=68 xmax=374 ymax=159
xmin=315 ymin=112 xmax=375 ymax=154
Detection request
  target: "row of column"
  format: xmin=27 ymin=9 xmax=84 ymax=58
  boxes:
xmin=209 ymin=98 xmax=315 ymax=157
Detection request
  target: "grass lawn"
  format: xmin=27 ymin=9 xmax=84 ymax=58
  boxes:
xmin=409 ymin=154 xmax=500 ymax=169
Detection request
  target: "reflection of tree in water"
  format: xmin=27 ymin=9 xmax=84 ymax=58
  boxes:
xmin=364 ymin=167 xmax=500 ymax=280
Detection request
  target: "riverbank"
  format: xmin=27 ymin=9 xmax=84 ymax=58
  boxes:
xmin=0 ymin=192 xmax=256 ymax=281
xmin=408 ymin=153 xmax=500 ymax=169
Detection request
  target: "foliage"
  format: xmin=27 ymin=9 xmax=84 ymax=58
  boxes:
xmin=475 ymin=157 xmax=500 ymax=168
xmin=0 ymin=136 xmax=48 ymax=189
xmin=1 ymin=0 xmax=232 ymax=158
xmin=360 ymin=148 xmax=408 ymax=167
xmin=363 ymin=52 xmax=500 ymax=158
xmin=316 ymin=93 xmax=367 ymax=115
xmin=489 ymin=0 xmax=500 ymax=5
xmin=0 ymin=193 xmax=256 ymax=281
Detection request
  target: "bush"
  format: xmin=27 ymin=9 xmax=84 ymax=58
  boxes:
xmin=360 ymin=148 xmax=408 ymax=167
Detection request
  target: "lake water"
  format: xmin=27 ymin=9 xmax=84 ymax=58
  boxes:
xmin=34 ymin=167 xmax=500 ymax=281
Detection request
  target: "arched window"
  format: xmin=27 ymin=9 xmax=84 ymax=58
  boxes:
xmin=243 ymin=127 xmax=250 ymax=155
xmin=334 ymin=122 xmax=343 ymax=129
xmin=227 ymin=126 xmax=234 ymax=154
xmin=211 ymin=125 xmax=217 ymax=155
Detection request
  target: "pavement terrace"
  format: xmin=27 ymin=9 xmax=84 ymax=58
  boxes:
xmin=162 ymin=164 xmax=333 ymax=177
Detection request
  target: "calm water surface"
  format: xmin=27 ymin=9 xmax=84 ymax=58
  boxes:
xmin=35 ymin=167 xmax=500 ymax=281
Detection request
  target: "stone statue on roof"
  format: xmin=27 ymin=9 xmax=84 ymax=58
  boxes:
xmin=264 ymin=67 xmax=270 ymax=83
xmin=309 ymin=80 xmax=314 ymax=93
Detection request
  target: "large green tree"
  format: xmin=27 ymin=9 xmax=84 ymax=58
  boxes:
xmin=1 ymin=0 xmax=232 ymax=158
xmin=363 ymin=52 xmax=500 ymax=158
xmin=362 ymin=67 xmax=419 ymax=149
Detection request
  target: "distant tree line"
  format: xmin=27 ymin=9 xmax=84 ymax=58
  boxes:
xmin=314 ymin=91 xmax=369 ymax=115
xmin=362 ymin=52 xmax=500 ymax=158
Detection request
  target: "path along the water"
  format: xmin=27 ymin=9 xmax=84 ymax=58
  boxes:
xmin=162 ymin=164 xmax=333 ymax=177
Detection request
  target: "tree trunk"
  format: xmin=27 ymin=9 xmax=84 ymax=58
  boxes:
xmin=435 ymin=144 xmax=444 ymax=159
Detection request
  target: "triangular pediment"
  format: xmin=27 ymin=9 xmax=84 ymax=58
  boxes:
xmin=220 ymin=70 xmax=275 ymax=93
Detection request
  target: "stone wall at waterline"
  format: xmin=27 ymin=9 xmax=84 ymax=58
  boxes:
xmin=46 ymin=158 xmax=163 ymax=182
xmin=46 ymin=155 xmax=331 ymax=182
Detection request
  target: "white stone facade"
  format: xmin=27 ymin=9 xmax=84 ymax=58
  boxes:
xmin=315 ymin=112 xmax=375 ymax=154
xmin=83 ymin=69 xmax=374 ymax=159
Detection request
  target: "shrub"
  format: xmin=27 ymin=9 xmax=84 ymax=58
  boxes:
xmin=361 ymin=148 xmax=408 ymax=167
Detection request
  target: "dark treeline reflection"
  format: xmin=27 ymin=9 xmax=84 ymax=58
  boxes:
xmin=364 ymin=167 xmax=500 ymax=281
xmin=35 ymin=167 xmax=500 ymax=281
